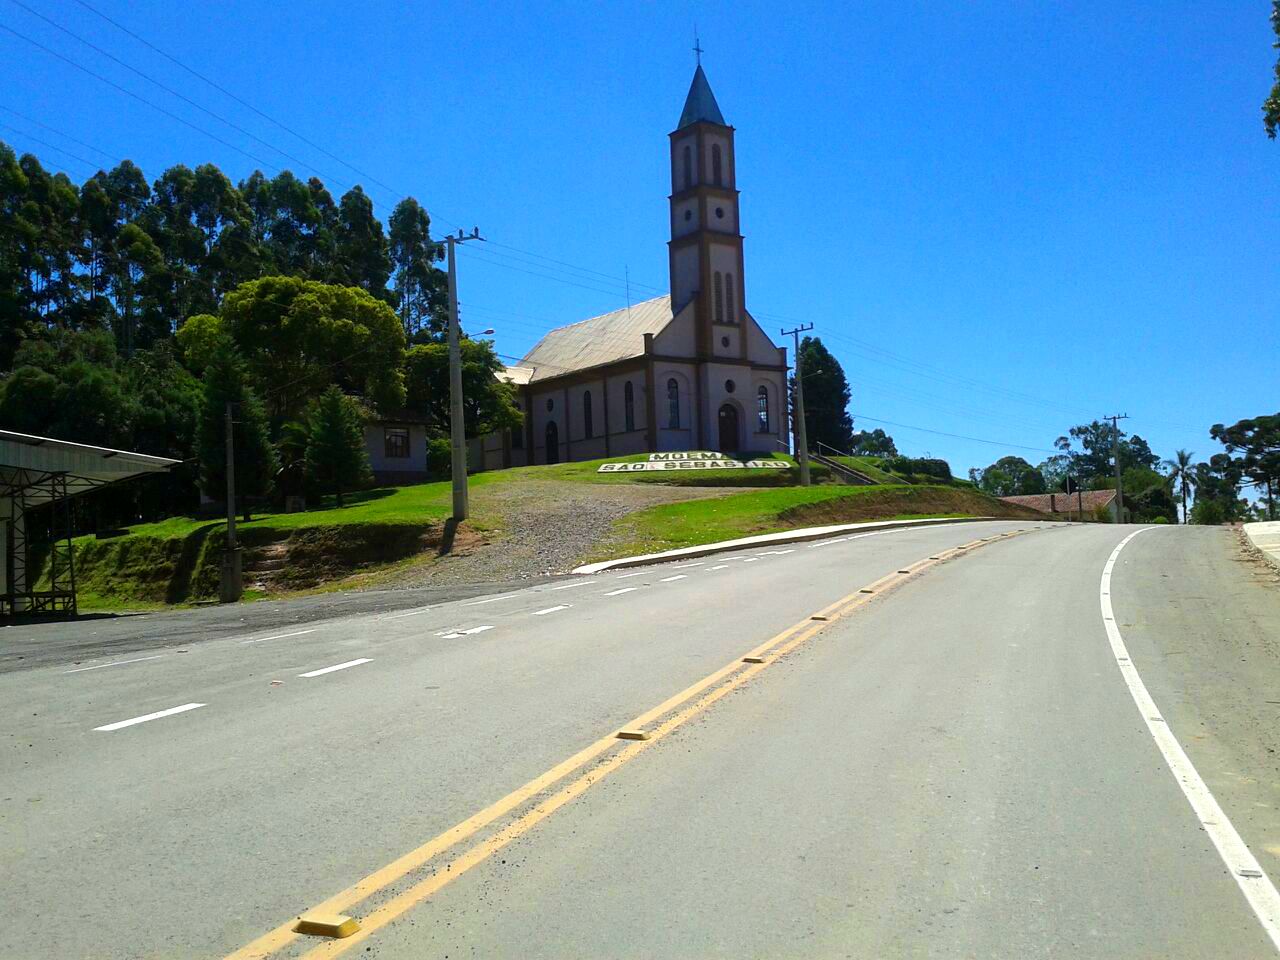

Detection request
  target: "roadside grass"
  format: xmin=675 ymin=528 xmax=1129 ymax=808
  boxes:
xmin=589 ymin=484 xmax=1044 ymax=560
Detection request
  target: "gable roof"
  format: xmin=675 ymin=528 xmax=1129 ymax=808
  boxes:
xmin=519 ymin=295 xmax=672 ymax=383
xmin=678 ymin=65 xmax=726 ymax=128
xmin=1000 ymin=489 xmax=1117 ymax=514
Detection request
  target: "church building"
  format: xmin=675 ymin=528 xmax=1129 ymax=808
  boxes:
xmin=482 ymin=63 xmax=790 ymax=469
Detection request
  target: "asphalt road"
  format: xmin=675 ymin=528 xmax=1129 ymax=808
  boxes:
xmin=3 ymin=520 xmax=1279 ymax=959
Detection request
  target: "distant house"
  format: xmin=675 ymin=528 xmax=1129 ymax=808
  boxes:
xmin=364 ymin=410 xmax=431 ymax=486
xmin=1001 ymin=489 xmax=1124 ymax=521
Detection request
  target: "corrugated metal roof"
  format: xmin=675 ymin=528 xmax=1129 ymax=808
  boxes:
xmin=498 ymin=365 xmax=535 ymax=386
xmin=519 ymin=295 xmax=672 ymax=383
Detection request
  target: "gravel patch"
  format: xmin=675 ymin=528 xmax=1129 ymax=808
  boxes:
xmin=384 ymin=480 xmax=728 ymax=587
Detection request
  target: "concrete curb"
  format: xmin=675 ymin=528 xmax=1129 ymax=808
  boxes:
xmin=1243 ymin=521 xmax=1280 ymax=573
xmin=572 ymin=516 xmax=1022 ymax=575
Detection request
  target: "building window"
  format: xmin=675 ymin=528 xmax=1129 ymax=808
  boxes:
xmin=667 ymin=378 xmax=680 ymax=428
xmin=624 ymin=381 xmax=635 ymax=432
xmin=757 ymin=386 xmax=770 ymax=432
xmin=713 ymin=272 xmax=724 ymax=323
xmin=384 ymin=427 xmax=409 ymax=459
xmin=712 ymin=144 xmax=723 ymax=185
xmin=583 ymin=390 xmax=594 ymax=439
xmin=682 ymin=145 xmax=692 ymax=189
xmin=725 ymin=379 xmax=736 ymax=394
xmin=725 ymin=273 xmax=736 ymax=324
xmin=546 ymin=397 xmax=554 ymax=412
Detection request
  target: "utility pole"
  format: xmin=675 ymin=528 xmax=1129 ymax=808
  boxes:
xmin=1104 ymin=413 xmax=1129 ymax=524
xmin=782 ymin=324 xmax=815 ymax=486
xmin=221 ymin=401 xmax=242 ymax=603
xmin=446 ymin=228 xmax=484 ymax=521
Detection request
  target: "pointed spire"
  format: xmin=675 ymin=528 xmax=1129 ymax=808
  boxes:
xmin=678 ymin=64 xmax=726 ymax=129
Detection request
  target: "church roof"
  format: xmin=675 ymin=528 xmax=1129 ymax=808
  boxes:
xmin=519 ymin=295 xmax=672 ymax=383
xmin=678 ymin=65 xmax=726 ymax=128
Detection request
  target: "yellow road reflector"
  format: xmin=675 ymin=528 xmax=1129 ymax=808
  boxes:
xmin=742 ymin=655 xmax=766 ymax=663
xmin=616 ymin=729 xmax=650 ymax=741
xmin=295 ymin=914 xmax=360 ymax=939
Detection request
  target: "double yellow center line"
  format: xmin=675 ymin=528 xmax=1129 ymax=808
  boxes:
xmin=226 ymin=528 xmax=1029 ymax=959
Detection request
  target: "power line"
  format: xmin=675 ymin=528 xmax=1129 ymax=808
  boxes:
xmin=0 ymin=104 xmax=121 ymax=163
xmin=5 ymin=0 xmax=354 ymax=190
xmin=847 ymin=412 xmax=1060 ymax=454
xmin=71 ymin=0 xmax=412 ymax=207
xmin=0 ymin=20 xmax=284 ymax=173
xmin=0 ymin=120 xmax=101 ymax=170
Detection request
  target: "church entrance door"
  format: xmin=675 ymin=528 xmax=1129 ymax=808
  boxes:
xmin=717 ymin=403 xmax=739 ymax=453
xmin=545 ymin=421 xmax=560 ymax=464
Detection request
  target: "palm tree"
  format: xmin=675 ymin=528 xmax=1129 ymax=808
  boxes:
xmin=1165 ymin=449 xmax=1196 ymax=524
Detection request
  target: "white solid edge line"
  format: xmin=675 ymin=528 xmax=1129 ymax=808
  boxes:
xmin=94 ymin=702 xmax=205 ymax=731
xmin=659 ymin=574 xmax=687 ymax=582
xmin=604 ymin=587 xmax=639 ymax=596
xmin=464 ymin=593 xmax=521 ymax=605
xmin=1105 ymin=528 xmax=1280 ymax=950
xmin=240 ymin=628 xmax=317 ymax=644
xmin=298 ymin=658 xmax=373 ymax=678
xmin=532 ymin=604 xmax=571 ymax=616
xmin=377 ymin=607 xmax=432 ymax=621
xmin=65 ymin=654 xmax=165 ymax=674
xmin=549 ymin=580 xmax=598 ymax=590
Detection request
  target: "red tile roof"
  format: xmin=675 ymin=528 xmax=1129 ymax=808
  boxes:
xmin=1001 ymin=489 xmax=1117 ymax=515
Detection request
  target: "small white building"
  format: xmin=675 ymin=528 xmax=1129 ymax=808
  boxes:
xmin=364 ymin=411 xmax=432 ymax=485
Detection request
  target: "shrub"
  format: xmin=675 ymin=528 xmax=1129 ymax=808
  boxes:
xmin=887 ymin=457 xmax=952 ymax=482
xmin=1190 ymin=499 xmax=1227 ymax=525
xmin=426 ymin=437 xmax=452 ymax=479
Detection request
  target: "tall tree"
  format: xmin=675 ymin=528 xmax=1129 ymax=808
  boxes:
xmin=197 ymin=342 xmax=277 ymax=514
xmin=1211 ymin=414 xmax=1280 ymax=520
xmin=1164 ymin=449 xmax=1196 ymax=524
xmin=849 ymin=428 xmax=897 ymax=457
xmin=388 ymin=197 xmax=446 ymax=340
xmin=403 ymin=338 xmax=523 ymax=438
xmin=215 ymin=275 xmax=407 ymax=418
xmin=970 ymin=456 xmax=1047 ymax=496
xmin=1266 ymin=1 xmax=1280 ymax=138
xmin=304 ymin=386 xmax=372 ymax=506
xmin=792 ymin=336 xmax=853 ymax=452
xmin=333 ymin=186 xmax=391 ymax=295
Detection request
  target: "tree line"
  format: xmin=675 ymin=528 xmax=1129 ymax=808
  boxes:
xmin=0 ymin=142 xmax=520 ymax=526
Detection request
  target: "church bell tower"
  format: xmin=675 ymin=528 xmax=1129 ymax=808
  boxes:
xmin=668 ymin=61 xmax=746 ymax=361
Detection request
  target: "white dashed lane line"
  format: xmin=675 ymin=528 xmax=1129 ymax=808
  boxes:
xmin=298 ymin=658 xmax=373 ymax=678
xmin=94 ymin=702 xmax=206 ymax=732
xmin=239 ymin=629 xmax=316 ymax=644
xmin=707 ymin=565 xmax=730 ymax=571
xmin=614 ymin=571 xmax=649 ymax=579
xmin=549 ymin=580 xmax=598 ymax=591
xmin=438 ymin=625 xmax=495 ymax=639
xmin=64 ymin=655 xmax=166 ymax=674
xmin=603 ymin=587 xmax=639 ymax=597
xmin=532 ymin=605 xmax=572 ymax=616
xmin=659 ymin=575 xmax=688 ymax=582
xmin=463 ymin=593 xmax=521 ymax=606
xmin=376 ymin=607 xmax=432 ymax=622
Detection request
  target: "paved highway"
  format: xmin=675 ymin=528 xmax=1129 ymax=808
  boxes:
xmin=3 ymin=520 xmax=1279 ymax=958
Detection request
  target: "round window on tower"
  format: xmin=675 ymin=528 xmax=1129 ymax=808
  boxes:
xmin=721 ymin=336 xmax=730 ymax=347
xmin=546 ymin=398 xmax=554 ymax=412
xmin=725 ymin=379 xmax=736 ymax=394
xmin=715 ymin=207 xmax=725 ymax=219
xmin=684 ymin=209 xmax=692 ymax=222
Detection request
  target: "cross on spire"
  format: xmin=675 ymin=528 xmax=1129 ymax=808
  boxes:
xmin=693 ymin=29 xmax=703 ymax=65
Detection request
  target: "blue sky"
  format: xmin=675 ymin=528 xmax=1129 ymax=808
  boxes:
xmin=3 ymin=0 xmax=1277 ymax=474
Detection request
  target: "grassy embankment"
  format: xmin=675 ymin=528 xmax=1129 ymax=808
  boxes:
xmin=589 ymin=484 xmax=1044 ymax=560
xmin=47 ymin=451 xmax=1016 ymax=608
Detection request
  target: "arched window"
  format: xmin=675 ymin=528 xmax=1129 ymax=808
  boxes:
xmin=667 ymin=378 xmax=680 ymax=428
xmin=725 ymin=273 xmax=736 ymax=324
xmin=712 ymin=144 xmax=723 ymax=186
xmin=682 ymin=145 xmax=692 ymax=189
xmin=713 ymin=272 xmax=724 ymax=323
xmin=757 ymin=385 xmax=770 ymax=432
xmin=624 ymin=381 xmax=635 ymax=432
xmin=583 ymin=390 xmax=593 ymax=439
